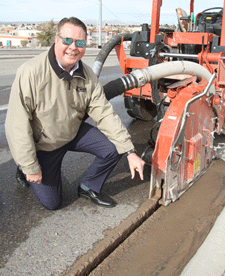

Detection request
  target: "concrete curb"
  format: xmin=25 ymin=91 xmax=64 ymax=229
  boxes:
xmin=0 ymin=51 xmax=127 ymax=60
xmin=0 ymin=49 xmax=130 ymax=60
xmin=0 ymin=55 xmax=36 ymax=59
xmin=0 ymin=105 xmax=8 ymax=111
xmin=61 ymin=198 xmax=159 ymax=276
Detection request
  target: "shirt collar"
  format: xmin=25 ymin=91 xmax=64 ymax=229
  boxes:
xmin=56 ymin=57 xmax=79 ymax=76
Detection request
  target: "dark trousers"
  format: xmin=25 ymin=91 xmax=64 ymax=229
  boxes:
xmin=29 ymin=122 xmax=122 ymax=210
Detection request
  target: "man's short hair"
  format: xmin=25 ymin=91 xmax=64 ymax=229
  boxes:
xmin=57 ymin=17 xmax=87 ymax=38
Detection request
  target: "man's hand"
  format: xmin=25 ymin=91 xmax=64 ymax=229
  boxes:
xmin=127 ymin=153 xmax=145 ymax=180
xmin=26 ymin=170 xmax=42 ymax=184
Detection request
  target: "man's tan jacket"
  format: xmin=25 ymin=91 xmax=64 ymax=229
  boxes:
xmin=5 ymin=45 xmax=134 ymax=175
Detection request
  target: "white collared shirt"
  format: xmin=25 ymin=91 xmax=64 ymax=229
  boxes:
xmin=56 ymin=58 xmax=79 ymax=76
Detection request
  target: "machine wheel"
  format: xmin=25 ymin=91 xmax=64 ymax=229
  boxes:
xmin=124 ymin=97 xmax=157 ymax=121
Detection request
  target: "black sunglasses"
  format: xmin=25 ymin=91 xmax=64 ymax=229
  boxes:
xmin=58 ymin=35 xmax=86 ymax=48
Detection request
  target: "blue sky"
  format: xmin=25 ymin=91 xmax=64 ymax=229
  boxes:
xmin=0 ymin=0 xmax=223 ymax=25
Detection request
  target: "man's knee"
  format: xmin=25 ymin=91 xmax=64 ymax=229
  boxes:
xmin=41 ymin=198 xmax=62 ymax=210
xmin=30 ymin=182 xmax=62 ymax=210
xmin=103 ymin=142 xmax=121 ymax=160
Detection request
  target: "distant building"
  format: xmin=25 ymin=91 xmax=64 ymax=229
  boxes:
xmin=0 ymin=35 xmax=37 ymax=47
xmin=17 ymin=29 xmax=40 ymax=37
xmin=0 ymin=23 xmax=39 ymax=47
xmin=87 ymin=29 xmax=117 ymax=46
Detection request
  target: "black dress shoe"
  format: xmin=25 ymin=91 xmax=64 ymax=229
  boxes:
xmin=15 ymin=166 xmax=29 ymax=188
xmin=78 ymin=187 xmax=117 ymax=208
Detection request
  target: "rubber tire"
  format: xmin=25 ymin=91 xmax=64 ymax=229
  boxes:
xmin=124 ymin=97 xmax=157 ymax=121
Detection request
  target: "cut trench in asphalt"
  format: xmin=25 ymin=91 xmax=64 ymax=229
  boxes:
xmin=61 ymin=159 xmax=225 ymax=276
xmin=61 ymin=195 xmax=160 ymax=276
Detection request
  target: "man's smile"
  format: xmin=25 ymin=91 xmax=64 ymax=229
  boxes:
xmin=66 ymin=52 xmax=76 ymax=57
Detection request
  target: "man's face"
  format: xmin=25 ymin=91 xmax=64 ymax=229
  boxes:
xmin=55 ymin=23 xmax=86 ymax=72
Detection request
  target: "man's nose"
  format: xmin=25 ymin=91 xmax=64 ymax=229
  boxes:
xmin=69 ymin=41 xmax=77 ymax=49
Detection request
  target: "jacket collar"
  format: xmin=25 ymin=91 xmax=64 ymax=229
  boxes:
xmin=48 ymin=43 xmax=86 ymax=81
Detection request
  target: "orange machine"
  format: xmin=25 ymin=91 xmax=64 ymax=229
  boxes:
xmin=93 ymin=0 xmax=225 ymax=205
